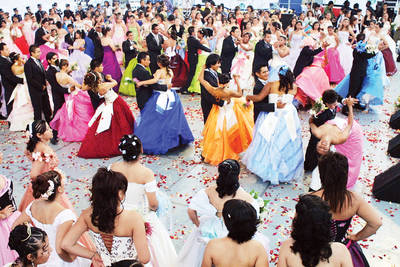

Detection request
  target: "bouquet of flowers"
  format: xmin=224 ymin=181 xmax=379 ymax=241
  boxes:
xmin=309 ymin=97 xmax=327 ymax=118
xmin=249 ymin=190 xmax=269 ymax=214
xmin=70 ymin=62 xmax=79 ymax=72
xmin=395 ymin=95 xmax=400 ymax=110
xmin=366 ymin=43 xmax=378 ymax=54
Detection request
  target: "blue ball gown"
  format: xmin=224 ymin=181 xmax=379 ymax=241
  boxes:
xmin=335 ymin=52 xmax=385 ymax=106
xmin=242 ymin=94 xmax=304 ymax=185
xmin=135 ymin=82 xmax=194 ymax=155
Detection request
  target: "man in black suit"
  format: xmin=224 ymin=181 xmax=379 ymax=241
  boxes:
xmin=0 ymin=43 xmax=24 ymax=116
xmin=246 ymin=64 xmax=281 ymax=122
xmin=88 ymin=59 xmax=106 ymax=110
xmin=132 ymin=52 xmax=168 ymax=111
xmin=35 ymin=4 xmax=45 ymax=24
xmin=220 ymin=26 xmax=240 ymax=74
xmin=65 ymin=24 xmax=75 ymax=54
xmin=200 ymin=54 xmax=225 ymax=123
xmin=304 ymin=89 xmax=338 ymax=171
xmin=88 ymin=23 xmax=104 ymax=61
xmin=293 ymin=38 xmax=327 ymax=78
xmin=181 ymin=26 xmax=211 ymax=94
xmin=64 ymin=4 xmax=75 ymax=20
xmin=342 ymin=33 xmax=375 ymax=114
xmin=122 ymin=31 xmax=138 ymax=68
xmin=46 ymin=52 xmax=68 ymax=144
xmin=34 ymin=19 xmax=50 ymax=46
xmin=252 ymin=30 xmax=273 ymax=73
xmin=25 ymin=45 xmax=52 ymax=122
xmin=146 ymin=24 xmax=164 ymax=74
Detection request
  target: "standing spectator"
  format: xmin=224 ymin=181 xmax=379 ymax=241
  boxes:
xmin=146 ymin=24 xmax=164 ymax=74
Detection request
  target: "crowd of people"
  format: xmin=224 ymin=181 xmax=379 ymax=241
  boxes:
xmin=0 ymin=0 xmax=394 ymax=266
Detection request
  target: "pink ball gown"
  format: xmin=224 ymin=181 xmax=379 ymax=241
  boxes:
xmin=50 ymin=88 xmax=94 ymax=142
xmin=294 ymin=51 xmax=330 ymax=106
xmin=0 ymin=175 xmax=20 ymax=266
xmin=323 ymin=35 xmax=345 ymax=84
xmin=22 ymin=20 xmax=35 ymax=45
xmin=112 ymin=24 xmax=126 ymax=65
xmin=328 ymin=118 xmax=363 ymax=189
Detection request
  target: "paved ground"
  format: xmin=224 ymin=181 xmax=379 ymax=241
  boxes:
xmin=1 ymin=70 xmax=399 ymax=266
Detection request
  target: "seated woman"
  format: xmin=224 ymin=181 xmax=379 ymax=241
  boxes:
xmin=277 ymin=195 xmax=353 ymax=267
xmin=78 ymin=72 xmax=135 ymax=159
xmin=312 ymin=152 xmax=382 ymax=267
xmin=177 ymin=159 xmax=269 ymax=266
xmin=111 ymin=135 xmax=176 ymax=266
xmin=61 ymin=168 xmax=150 ymax=266
xmin=6 ymin=224 xmax=50 ymax=267
xmin=202 ymin=199 xmax=269 ymax=267
xmin=199 ymin=68 xmax=253 ymax=166
xmin=309 ymin=97 xmax=362 ymax=190
xmin=12 ymin=171 xmax=89 ymax=267
xmin=50 ymin=59 xmax=94 ymax=142
xmin=243 ymin=66 xmax=304 ymax=185
xmin=134 ymin=55 xmax=194 ymax=155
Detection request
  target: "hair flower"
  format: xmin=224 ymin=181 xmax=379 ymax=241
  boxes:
xmin=41 ymin=180 xmax=55 ymax=199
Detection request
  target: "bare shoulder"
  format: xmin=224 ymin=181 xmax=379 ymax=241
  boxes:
xmin=142 ymin=167 xmax=155 ymax=183
xmin=330 ymin=242 xmax=351 ymax=258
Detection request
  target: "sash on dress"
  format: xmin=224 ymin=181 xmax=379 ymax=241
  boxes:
xmin=156 ymin=90 xmax=175 ymax=114
xmin=88 ymin=91 xmax=118 ymax=134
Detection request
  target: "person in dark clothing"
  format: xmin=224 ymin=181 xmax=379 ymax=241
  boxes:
xmin=87 ymin=59 xmax=106 ymax=111
xmin=145 ymin=24 xmax=164 ymax=74
xmin=304 ymin=89 xmax=338 ymax=171
xmin=181 ymin=27 xmax=211 ymax=94
xmin=293 ymin=37 xmax=327 ymax=78
xmin=88 ymin=23 xmax=104 ymax=61
xmin=122 ymin=31 xmax=138 ymax=68
xmin=252 ymin=30 xmax=273 ymax=73
xmin=35 ymin=4 xmax=45 ymax=24
xmin=34 ymin=18 xmax=50 ymax=46
xmin=220 ymin=26 xmax=240 ymax=74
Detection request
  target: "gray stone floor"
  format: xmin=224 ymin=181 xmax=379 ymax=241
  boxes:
xmin=1 ymin=71 xmax=400 ymax=266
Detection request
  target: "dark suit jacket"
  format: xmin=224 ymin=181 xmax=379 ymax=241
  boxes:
xmin=186 ymin=36 xmax=211 ymax=66
xmin=25 ymin=58 xmax=46 ymax=93
xmin=252 ymin=79 xmax=275 ymax=122
xmin=349 ymin=49 xmax=375 ymax=78
xmin=132 ymin=64 xmax=167 ymax=111
xmin=88 ymin=28 xmax=104 ymax=61
xmin=293 ymin=47 xmax=323 ymax=77
xmin=146 ymin=33 xmax=164 ymax=72
xmin=35 ymin=10 xmax=45 ymax=23
xmin=65 ymin=33 xmax=74 ymax=47
xmin=0 ymin=56 xmax=24 ymax=113
xmin=122 ymin=40 xmax=138 ymax=67
xmin=200 ymin=69 xmax=224 ymax=123
xmin=170 ymin=25 xmax=185 ymax=38
xmin=46 ymin=65 xmax=69 ymax=112
xmin=220 ymin=35 xmax=238 ymax=74
xmin=34 ymin=27 xmax=47 ymax=46
xmin=252 ymin=40 xmax=273 ymax=72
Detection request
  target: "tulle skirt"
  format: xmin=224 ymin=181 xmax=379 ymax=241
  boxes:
xmin=68 ymin=50 xmax=92 ymax=84
xmin=337 ymin=43 xmax=353 ymax=75
xmin=78 ymin=96 xmax=135 ymax=158
xmin=50 ymin=91 xmax=94 ymax=142
xmin=0 ymin=211 xmax=20 ymax=266
xmin=135 ymin=90 xmax=194 ymax=155
xmin=119 ymin=58 xmax=138 ymax=96
xmin=7 ymin=82 xmax=34 ymax=131
xmin=231 ymin=52 xmax=255 ymax=92
xmin=242 ymin=106 xmax=304 ymax=185
xmin=324 ymin=48 xmax=345 ymax=83
xmin=188 ymin=52 xmax=209 ymax=94
xmin=202 ymin=98 xmax=254 ymax=166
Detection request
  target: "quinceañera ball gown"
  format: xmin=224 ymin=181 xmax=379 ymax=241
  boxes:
xmin=7 ymin=72 xmax=34 ymax=131
xmin=337 ymin=31 xmax=354 ymax=75
xmin=230 ymin=43 xmax=255 ymax=92
xmin=176 ymin=188 xmax=270 ymax=267
xmin=135 ymin=77 xmax=194 ymax=155
xmin=242 ymin=93 xmax=304 ymax=185
xmin=324 ymin=34 xmax=345 ymax=84
xmin=50 ymin=86 xmax=94 ymax=142
xmin=188 ymin=44 xmax=210 ymax=94
xmin=102 ymin=45 xmax=122 ymax=92
xmin=68 ymin=40 xmax=92 ymax=84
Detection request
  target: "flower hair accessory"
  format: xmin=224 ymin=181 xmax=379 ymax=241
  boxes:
xmin=21 ymin=223 xmax=32 ymax=242
xmin=28 ymin=122 xmax=34 ymax=138
xmin=355 ymin=41 xmax=366 ymax=53
xmin=90 ymin=72 xmax=97 ymax=81
xmin=41 ymin=180 xmax=55 ymax=199
xmin=278 ymin=66 xmax=289 ymax=76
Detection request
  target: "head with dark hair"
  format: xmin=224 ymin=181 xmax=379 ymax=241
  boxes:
xmin=188 ymin=26 xmax=196 ymax=36
xmin=9 ymin=52 xmax=20 ymax=63
xmin=356 ymin=33 xmax=365 ymax=42
xmin=8 ymin=224 xmax=49 ymax=266
xmin=84 ymin=72 xmax=101 ymax=93
xmin=218 ymin=73 xmax=231 ymax=85
xmin=205 ymin=53 xmax=221 ymax=69
xmin=32 ymin=170 xmax=63 ymax=201
xmin=74 ymin=30 xmax=85 ymax=39
xmin=157 ymin=54 xmax=171 ymax=75
xmin=151 ymin=23 xmax=159 ymax=33
xmin=0 ymin=42 xmax=8 ymax=55
xmin=90 ymin=167 xmax=128 ymax=233
xmin=90 ymin=59 xmax=103 ymax=72
xmin=58 ymin=59 xmax=69 ymax=70
xmin=119 ymin=135 xmax=142 ymax=162
xmin=222 ymin=199 xmax=259 ymax=243
xmin=278 ymin=66 xmax=294 ymax=93
xmin=26 ymin=120 xmax=52 ymax=152
xmin=230 ymin=26 xmax=240 ymax=39
xmin=216 ymin=159 xmax=240 ymax=198
xmin=167 ymin=26 xmax=177 ymax=40
xmin=197 ymin=28 xmax=207 ymax=39
xmin=254 ymin=64 xmax=269 ymax=82
xmin=137 ymin=51 xmax=150 ymax=67
xmin=272 ymin=21 xmax=281 ymax=30
xmin=291 ymin=194 xmax=332 ymax=267
xmin=102 ymin=27 xmax=112 ymax=37
xmin=29 ymin=45 xmax=40 ymax=58
xmin=318 ymin=152 xmax=352 ymax=212
xmin=321 ymin=89 xmax=338 ymax=106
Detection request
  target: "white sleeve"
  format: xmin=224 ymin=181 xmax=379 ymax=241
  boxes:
xmin=144 ymin=180 xmax=157 ymax=193
xmin=54 ymin=209 xmax=77 ymax=225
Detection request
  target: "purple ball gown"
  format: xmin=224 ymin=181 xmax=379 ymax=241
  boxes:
xmin=102 ymin=46 xmax=122 ymax=92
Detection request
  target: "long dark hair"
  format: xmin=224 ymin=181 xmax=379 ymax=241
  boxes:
xmin=90 ymin=168 xmax=128 ymax=233
xmin=291 ymin=195 xmax=333 ymax=267
xmin=26 ymin=120 xmax=47 ymax=152
xmin=8 ymin=224 xmax=48 ymax=266
xmin=318 ymin=152 xmax=352 ymax=212
xmin=84 ymin=72 xmax=101 ymax=93
xmin=216 ymin=159 xmax=240 ymax=198
xmin=157 ymin=54 xmax=171 ymax=77
xmin=278 ymin=66 xmax=295 ymax=94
